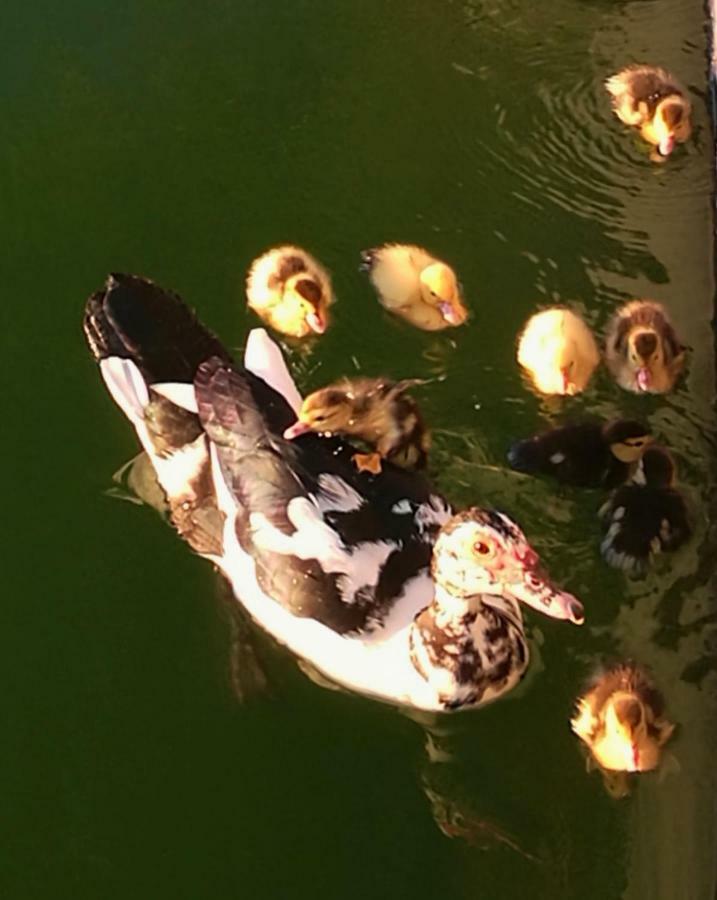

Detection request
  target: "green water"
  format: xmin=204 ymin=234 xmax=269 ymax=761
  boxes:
xmin=2 ymin=0 xmax=716 ymax=897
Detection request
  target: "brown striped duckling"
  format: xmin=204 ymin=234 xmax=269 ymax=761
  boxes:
xmin=605 ymin=300 xmax=686 ymax=394
xmin=507 ymin=419 xmax=652 ymax=489
xmin=246 ymin=245 xmax=334 ymax=338
xmin=605 ymin=65 xmax=692 ymax=160
xmin=360 ymin=244 xmax=468 ymax=331
xmin=517 ymin=308 xmax=600 ymax=395
xmin=284 ymin=377 xmax=429 ymax=474
xmin=572 ymin=663 xmax=675 ymax=773
xmin=599 ymin=446 xmax=691 ymax=574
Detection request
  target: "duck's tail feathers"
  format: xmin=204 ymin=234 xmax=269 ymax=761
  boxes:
xmin=99 ymin=357 xmax=150 ymax=425
xmin=83 ymin=273 xmax=232 ymax=383
xmin=359 ymin=248 xmax=379 ymax=273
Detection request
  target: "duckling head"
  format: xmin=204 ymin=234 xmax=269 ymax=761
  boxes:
xmin=597 ymin=692 xmax=654 ymax=772
xmin=283 ymin=387 xmax=355 ymax=439
xmin=652 ymin=96 xmax=691 ymax=157
xmin=626 ymin=327 xmax=664 ymax=391
xmin=419 ymin=263 xmax=467 ymax=326
xmin=285 ymin=275 xmax=329 ymax=334
xmin=638 ymin=445 xmax=676 ymax=488
xmin=431 ymin=508 xmax=584 ymax=624
xmin=603 ymin=419 xmax=653 ymax=464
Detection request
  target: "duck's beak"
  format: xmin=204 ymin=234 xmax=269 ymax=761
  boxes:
xmin=560 ymin=367 xmax=574 ymax=395
xmin=306 ymin=310 xmax=326 ymax=334
xmin=283 ymin=419 xmax=312 ymax=440
xmin=636 ymin=367 xmax=651 ymax=391
xmin=502 ymin=550 xmax=584 ymax=624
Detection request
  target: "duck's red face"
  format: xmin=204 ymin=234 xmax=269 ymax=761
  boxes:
xmin=432 ymin=509 xmax=584 ymax=624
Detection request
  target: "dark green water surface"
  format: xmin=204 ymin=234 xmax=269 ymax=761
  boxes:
xmin=2 ymin=1 xmax=716 ymax=898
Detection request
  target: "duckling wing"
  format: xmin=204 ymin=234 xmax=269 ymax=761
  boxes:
xmin=600 ymin=485 xmax=690 ymax=572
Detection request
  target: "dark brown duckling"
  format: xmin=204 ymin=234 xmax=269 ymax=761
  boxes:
xmin=605 ymin=300 xmax=686 ymax=394
xmin=572 ymin=663 xmax=675 ymax=772
xmin=605 ymin=65 xmax=692 ymax=161
xmin=283 ymin=377 xmax=430 ymax=473
xmin=599 ymin=446 xmax=691 ymax=574
xmin=507 ymin=419 xmax=652 ymax=489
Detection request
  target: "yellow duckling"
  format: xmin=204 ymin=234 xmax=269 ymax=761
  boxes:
xmin=605 ymin=65 xmax=692 ymax=160
xmin=516 ymin=307 xmax=600 ymax=395
xmin=571 ymin=663 xmax=675 ymax=773
xmin=246 ymin=245 xmax=334 ymax=338
xmin=360 ymin=244 xmax=468 ymax=331
xmin=605 ymin=300 xmax=686 ymax=394
xmin=283 ymin=377 xmax=430 ymax=474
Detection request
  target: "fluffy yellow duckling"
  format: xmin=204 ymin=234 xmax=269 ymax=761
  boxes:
xmin=571 ymin=663 xmax=675 ymax=773
xmin=283 ymin=377 xmax=429 ymax=474
xmin=246 ymin=245 xmax=334 ymax=339
xmin=605 ymin=65 xmax=692 ymax=160
xmin=605 ymin=300 xmax=686 ymax=393
xmin=360 ymin=244 xmax=468 ymax=331
xmin=517 ymin=307 xmax=600 ymax=395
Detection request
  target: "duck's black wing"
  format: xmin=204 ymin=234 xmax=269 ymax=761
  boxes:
xmin=507 ymin=423 xmax=611 ymax=487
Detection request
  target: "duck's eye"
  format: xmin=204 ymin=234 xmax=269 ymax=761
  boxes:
xmin=473 ymin=540 xmax=493 ymax=557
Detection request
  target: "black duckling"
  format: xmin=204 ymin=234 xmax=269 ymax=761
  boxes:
xmin=605 ymin=300 xmax=686 ymax=394
xmin=284 ymin=377 xmax=429 ymax=473
xmin=599 ymin=446 xmax=691 ymax=574
xmin=605 ymin=65 xmax=692 ymax=161
xmin=507 ymin=419 xmax=652 ymax=488
xmin=572 ymin=662 xmax=675 ymax=772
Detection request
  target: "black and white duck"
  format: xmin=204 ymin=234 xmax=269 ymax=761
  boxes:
xmin=507 ymin=419 xmax=652 ymax=489
xmin=84 ymin=274 xmax=584 ymax=713
xmin=599 ymin=446 xmax=691 ymax=574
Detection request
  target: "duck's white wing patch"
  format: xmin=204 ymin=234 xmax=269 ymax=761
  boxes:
xmin=100 ymin=358 xmax=149 ymax=423
xmin=150 ymin=382 xmax=199 ymax=413
xmin=244 ymin=328 xmax=303 ymax=414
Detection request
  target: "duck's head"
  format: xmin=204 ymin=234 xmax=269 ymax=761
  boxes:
xmin=283 ymin=385 xmax=356 ymax=439
xmin=651 ymin=95 xmax=692 ymax=157
xmin=419 ymin=263 xmax=468 ymax=327
xmin=602 ymin=420 xmax=653 ymax=464
xmin=431 ymin=508 xmax=584 ymax=624
xmin=285 ymin=274 xmax=329 ymax=334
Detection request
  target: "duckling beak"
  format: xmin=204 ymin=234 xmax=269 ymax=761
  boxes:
xmin=438 ymin=301 xmax=464 ymax=325
xmin=658 ymin=134 xmax=676 ymax=157
xmin=560 ymin=367 xmax=574 ymax=394
xmin=283 ymin=419 xmax=312 ymax=440
xmin=636 ymin=367 xmax=651 ymax=391
xmin=306 ymin=310 xmax=326 ymax=334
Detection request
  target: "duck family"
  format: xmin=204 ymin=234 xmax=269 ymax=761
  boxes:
xmin=84 ymin=59 xmax=692 ymax=778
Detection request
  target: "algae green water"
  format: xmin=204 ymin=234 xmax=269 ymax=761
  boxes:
xmin=1 ymin=1 xmax=716 ymax=898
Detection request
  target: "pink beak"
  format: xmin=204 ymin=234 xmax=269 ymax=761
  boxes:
xmin=439 ymin=301 xmax=463 ymax=326
xmin=560 ymin=368 xmax=573 ymax=394
xmin=636 ymin=367 xmax=651 ymax=391
xmin=658 ymin=135 xmax=675 ymax=157
xmin=283 ymin=420 xmax=312 ymax=440
xmin=306 ymin=311 xmax=326 ymax=334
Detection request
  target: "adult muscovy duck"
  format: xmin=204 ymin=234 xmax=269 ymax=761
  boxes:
xmin=84 ymin=274 xmax=584 ymax=712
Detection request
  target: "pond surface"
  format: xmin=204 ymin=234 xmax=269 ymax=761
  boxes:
xmin=1 ymin=0 xmax=716 ymax=898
